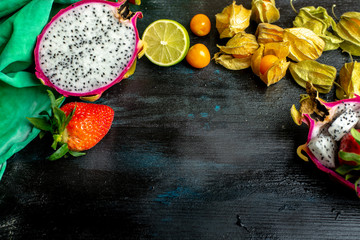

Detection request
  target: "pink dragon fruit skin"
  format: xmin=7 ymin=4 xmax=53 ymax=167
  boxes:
xmin=34 ymin=0 xmax=143 ymax=100
xmin=295 ymin=94 xmax=360 ymax=197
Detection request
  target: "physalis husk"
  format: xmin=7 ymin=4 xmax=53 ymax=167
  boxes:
xmin=215 ymin=1 xmax=252 ymax=39
xmin=289 ymin=60 xmax=337 ymax=94
xmin=283 ymin=27 xmax=325 ymax=62
xmin=251 ymin=41 xmax=290 ymax=86
xmin=334 ymin=12 xmax=360 ymax=56
xmin=255 ymin=23 xmax=284 ymax=44
xmin=214 ymin=32 xmax=259 ymax=70
xmin=336 ymin=60 xmax=360 ymax=99
xmin=293 ymin=6 xmax=343 ymax=51
xmin=251 ymin=0 xmax=280 ymax=24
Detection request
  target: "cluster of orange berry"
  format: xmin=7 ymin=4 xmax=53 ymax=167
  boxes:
xmin=186 ymin=14 xmax=211 ymax=69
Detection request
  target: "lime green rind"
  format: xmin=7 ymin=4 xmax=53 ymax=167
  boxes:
xmin=142 ymin=19 xmax=190 ymax=67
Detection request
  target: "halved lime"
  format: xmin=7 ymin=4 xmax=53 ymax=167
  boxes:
xmin=142 ymin=19 xmax=190 ymax=67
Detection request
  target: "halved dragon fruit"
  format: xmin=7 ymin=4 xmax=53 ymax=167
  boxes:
xmin=291 ymin=83 xmax=360 ymax=197
xmin=34 ymin=0 xmax=144 ymax=101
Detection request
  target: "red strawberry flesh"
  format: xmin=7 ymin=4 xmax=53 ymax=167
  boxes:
xmin=60 ymin=102 xmax=114 ymax=152
xmin=339 ymin=129 xmax=360 ymax=166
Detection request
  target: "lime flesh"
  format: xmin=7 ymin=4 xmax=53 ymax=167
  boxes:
xmin=142 ymin=19 xmax=190 ymax=67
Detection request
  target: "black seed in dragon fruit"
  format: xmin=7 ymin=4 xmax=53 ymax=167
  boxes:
xmin=308 ymin=134 xmax=337 ymax=168
xmin=328 ymin=108 xmax=359 ymax=141
xmin=355 ymin=110 xmax=360 ymax=129
xmin=332 ymin=102 xmax=360 ymax=118
xmin=291 ymin=84 xmax=360 ymax=197
xmin=34 ymin=0 xmax=144 ymax=101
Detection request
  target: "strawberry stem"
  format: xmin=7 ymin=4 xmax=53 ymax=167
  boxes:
xmin=52 ymin=134 xmax=62 ymax=150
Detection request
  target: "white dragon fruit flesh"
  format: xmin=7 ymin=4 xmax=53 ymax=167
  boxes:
xmin=291 ymin=84 xmax=360 ymax=196
xmin=34 ymin=0 xmax=144 ymax=101
xmin=307 ymin=134 xmax=337 ymax=168
xmin=328 ymin=108 xmax=359 ymax=141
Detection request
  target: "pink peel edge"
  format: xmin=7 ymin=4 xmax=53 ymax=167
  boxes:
xmin=301 ymin=95 xmax=360 ymax=197
xmin=34 ymin=0 xmax=143 ymax=97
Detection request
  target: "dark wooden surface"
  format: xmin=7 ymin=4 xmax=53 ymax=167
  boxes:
xmin=2 ymin=0 xmax=360 ymax=239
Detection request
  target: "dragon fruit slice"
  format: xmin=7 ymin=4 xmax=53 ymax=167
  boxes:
xmin=34 ymin=0 xmax=144 ymax=101
xmin=291 ymin=83 xmax=360 ymax=196
xmin=328 ymin=108 xmax=359 ymax=141
xmin=307 ymin=134 xmax=337 ymax=168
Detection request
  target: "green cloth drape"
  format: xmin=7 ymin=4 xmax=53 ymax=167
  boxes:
xmin=0 ymin=0 xmax=81 ymax=181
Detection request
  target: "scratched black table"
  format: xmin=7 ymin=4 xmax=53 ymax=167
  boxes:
xmin=1 ymin=0 xmax=360 ymax=239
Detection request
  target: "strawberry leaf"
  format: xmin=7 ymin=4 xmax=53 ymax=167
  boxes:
xmin=69 ymin=150 xmax=86 ymax=157
xmin=38 ymin=110 xmax=51 ymax=117
xmin=345 ymin=173 xmax=357 ymax=181
xmin=55 ymin=95 xmax=65 ymax=108
xmin=336 ymin=164 xmax=360 ymax=175
xmin=53 ymin=106 xmax=66 ymax=132
xmin=39 ymin=131 xmax=46 ymax=139
xmin=47 ymin=90 xmax=57 ymax=109
xmin=26 ymin=117 xmax=52 ymax=132
xmin=48 ymin=143 xmax=69 ymax=161
xmin=47 ymin=89 xmax=65 ymax=109
xmin=338 ymin=150 xmax=360 ymax=165
xmin=351 ymin=128 xmax=360 ymax=146
xmin=355 ymin=178 xmax=360 ymax=195
xmin=28 ymin=90 xmax=83 ymax=161
xmin=64 ymin=104 xmax=76 ymax=129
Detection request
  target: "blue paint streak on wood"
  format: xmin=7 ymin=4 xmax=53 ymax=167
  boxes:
xmin=160 ymin=217 xmax=173 ymax=222
xmin=200 ymin=112 xmax=209 ymax=118
xmin=154 ymin=186 xmax=200 ymax=206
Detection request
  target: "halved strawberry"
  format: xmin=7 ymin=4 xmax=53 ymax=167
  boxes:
xmin=27 ymin=90 xmax=114 ymax=160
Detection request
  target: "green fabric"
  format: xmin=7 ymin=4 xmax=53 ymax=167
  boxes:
xmin=0 ymin=162 xmax=6 ymax=180
xmin=0 ymin=0 xmax=81 ymax=181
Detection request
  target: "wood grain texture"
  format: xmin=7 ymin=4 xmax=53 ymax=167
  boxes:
xmin=1 ymin=0 xmax=360 ymax=239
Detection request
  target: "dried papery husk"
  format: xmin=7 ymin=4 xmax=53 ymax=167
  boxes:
xmin=334 ymin=12 xmax=360 ymax=56
xmin=265 ymin=60 xmax=291 ymax=86
xmin=289 ymin=60 xmax=337 ymax=94
xmin=319 ymin=32 xmax=344 ymax=51
xmin=255 ymin=23 xmax=284 ymax=44
xmin=251 ymin=42 xmax=290 ymax=86
xmin=293 ymin=6 xmax=343 ymax=51
xmin=217 ymin=32 xmax=259 ymax=55
xmin=291 ymin=82 xmax=330 ymax=126
xmin=214 ymin=33 xmax=259 ymax=70
xmin=336 ymin=60 xmax=360 ymax=99
xmin=213 ymin=52 xmax=252 ymax=70
xmin=283 ymin=27 xmax=325 ymax=62
xmin=290 ymin=92 xmax=320 ymax=126
xmin=215 ymin=1 xmax=252 ymax=39
xmin=251 ymin=0 xmax=280 ymax=24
